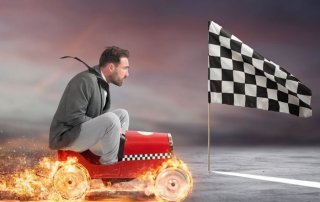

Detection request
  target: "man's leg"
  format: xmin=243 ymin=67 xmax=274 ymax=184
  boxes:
xmin=65 ymin=112 xmax=121 ymax=164
xmin=111 ymin=109 xmax=129 ymax=161
xmin=111 ymin=109 xmax=130 ymax=132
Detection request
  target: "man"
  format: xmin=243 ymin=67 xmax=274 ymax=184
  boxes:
xmin=49 ymin=46 xmax=130 ymax=164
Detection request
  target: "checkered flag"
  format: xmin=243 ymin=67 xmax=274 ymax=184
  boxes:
xmin=208 ymin=21 xmax=312 ymax=117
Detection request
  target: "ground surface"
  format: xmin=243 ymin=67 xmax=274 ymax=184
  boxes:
xmin=1 ymin=146 xmax=320 ymax=201
xmin=179 ymin=146 xmax=320 ymax=202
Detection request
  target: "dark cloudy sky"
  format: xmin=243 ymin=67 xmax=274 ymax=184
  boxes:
xmin=0 ymin=0 xmax=320 ymax=149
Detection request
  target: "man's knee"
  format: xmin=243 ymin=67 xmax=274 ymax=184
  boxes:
xmin=114 ymin=109 xmax=129 ymax=121
xmin=120 ymin=109 xmax=129 ymax=119
xmin=101 ymin=113 xmax=121 ymax=130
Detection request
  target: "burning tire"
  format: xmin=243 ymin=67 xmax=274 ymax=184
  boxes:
xmin=154 ymin=167 xmax=192 ymax=202
xmin=53 ymin=163 xmax=90 ymax=200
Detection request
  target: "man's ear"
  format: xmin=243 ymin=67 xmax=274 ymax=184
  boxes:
xmin=107 ymin=63 xmax=115 ymax=72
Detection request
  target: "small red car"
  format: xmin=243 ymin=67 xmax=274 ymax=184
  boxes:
xmin=53 ymin=131 xmax=193 ymax=201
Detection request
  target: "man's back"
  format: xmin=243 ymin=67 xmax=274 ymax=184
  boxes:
xmin=49 ymin=68 xmax=105 ymax=149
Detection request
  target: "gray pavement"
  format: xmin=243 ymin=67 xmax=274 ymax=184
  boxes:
xmin=175 ymin=146 xmax=320 ymax=202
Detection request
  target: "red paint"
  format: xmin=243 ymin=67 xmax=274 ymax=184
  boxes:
xmin=57 ymin=131 xmax=173 ymax=179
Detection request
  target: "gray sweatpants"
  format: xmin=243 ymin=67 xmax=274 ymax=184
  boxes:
xmin=65 ymin=109 xmax=129 ymax=164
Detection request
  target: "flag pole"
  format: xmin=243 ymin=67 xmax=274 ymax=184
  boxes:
xmin=208 ymin=103 xmax=211 ymax=172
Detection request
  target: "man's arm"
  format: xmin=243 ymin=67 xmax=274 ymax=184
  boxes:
xmin=64 ymin=76 xmax=93 ymax=127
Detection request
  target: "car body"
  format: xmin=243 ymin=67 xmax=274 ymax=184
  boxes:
xmin=53 ymin=130 xmax=192 ymax=201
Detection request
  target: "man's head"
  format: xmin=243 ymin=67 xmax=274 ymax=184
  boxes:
xmin=99 ymin=46 xmax=130 ymax=86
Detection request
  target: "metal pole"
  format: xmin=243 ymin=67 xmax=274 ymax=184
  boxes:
xmin=208 ymin=103 xmax=211 ymax=172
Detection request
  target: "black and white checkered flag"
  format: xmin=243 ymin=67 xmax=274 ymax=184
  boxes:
xmin=208 ymin=21 xmax=312 ymax=117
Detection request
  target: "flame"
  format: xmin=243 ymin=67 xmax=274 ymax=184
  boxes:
xmin=0 ymin=154 xmax=192 ymax=201
xmin=0 ymin=156 xmax=79 ymax=200
xmin=0 ymin=157 xmax=55 ymax=200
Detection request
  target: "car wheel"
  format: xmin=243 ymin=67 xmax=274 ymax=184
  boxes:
xmin=53 ymin=163 xmax=90 ymax=200
xmin=154 ymin=167 xmax=192 ymax=201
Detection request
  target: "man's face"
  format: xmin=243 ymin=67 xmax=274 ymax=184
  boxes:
xmin=110 ymin=57 xmax=130 ymax=86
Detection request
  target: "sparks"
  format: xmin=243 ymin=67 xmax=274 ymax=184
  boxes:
xmin=0 ymin=155 xmax=193 ymax=201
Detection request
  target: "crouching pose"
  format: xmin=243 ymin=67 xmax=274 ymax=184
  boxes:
xmin=49 ymin=46 xmax=130 ymax=164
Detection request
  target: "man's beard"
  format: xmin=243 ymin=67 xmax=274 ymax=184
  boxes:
xmin=112 ymin=80 xmax=123 ymax=86
xmin=110 ymin=75 xmax=124 ymax=86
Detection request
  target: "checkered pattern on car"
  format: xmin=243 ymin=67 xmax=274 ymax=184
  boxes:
xmin=122 ymin=153 xmax=172 ymax=161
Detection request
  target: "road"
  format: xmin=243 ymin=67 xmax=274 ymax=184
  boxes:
xmin=178 ymin=146 xmax=320 ymax=202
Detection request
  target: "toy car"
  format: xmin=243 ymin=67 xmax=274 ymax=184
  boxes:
xmin=53 ymin=130 xmax=193 ymax=201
